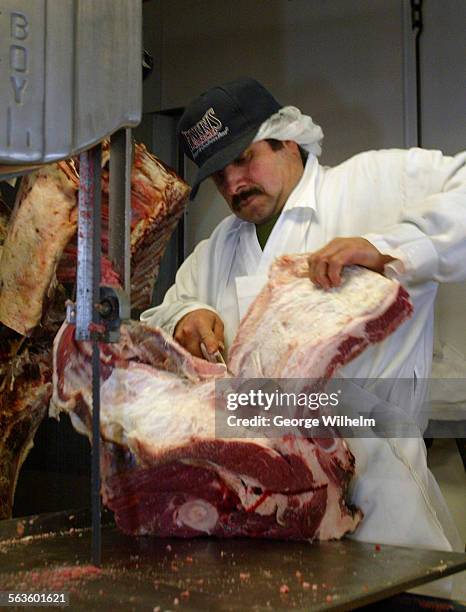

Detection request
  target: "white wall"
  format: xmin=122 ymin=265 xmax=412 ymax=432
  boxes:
xmin=420 ymin=0 xmax=466 ymax=360
xmin=158 ymin=0 xmax=406 ymax=165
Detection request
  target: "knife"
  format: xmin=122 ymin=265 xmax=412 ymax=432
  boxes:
xmin=200 ymin=341 xmax=226 ymax=366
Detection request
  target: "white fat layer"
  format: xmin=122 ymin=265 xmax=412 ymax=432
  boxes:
xmin=233 ymin=267 xmax=399 ymax=378
xmin=98 ymin=365 xmax=216 ymax=449
xmin=175 ymin=500 xmax=218 ymax=533
xmin=81 ymin=364 xmax=275 ymax=454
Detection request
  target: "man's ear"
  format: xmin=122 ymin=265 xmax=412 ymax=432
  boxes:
xmin=281 ymin=140 xmax=305 ymax=168
xmin=281 ymin=140 xmax=300 ymax=157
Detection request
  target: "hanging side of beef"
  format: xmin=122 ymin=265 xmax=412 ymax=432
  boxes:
xmin=0 ymin=162 xmax=79 ymax=336
xmin=0 ymin=194 xmax=10 ymax=249
xmin=56 ymin=142 xmax=191 ymax=310
xmin=123 ymin=142 xmax=191 ymax=310
xmin=0 ymin=283 xmax=68 ymax=518
xmin=229 ymin=255 xmax=413 ymax=380
xmin=0 ymin=179 xmax=69 ymax=518
xmin=0 ymin=332 xmax=52 ymax=519
xmin=0 ymin=142 xmax=190 ymax=335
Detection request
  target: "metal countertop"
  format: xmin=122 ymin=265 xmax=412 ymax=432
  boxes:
xmin=0 ymin=511 xmax=465 ymax=611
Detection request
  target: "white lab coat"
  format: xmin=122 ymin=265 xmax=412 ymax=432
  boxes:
xmin=142 ymin=148 xmax=466 ymax=552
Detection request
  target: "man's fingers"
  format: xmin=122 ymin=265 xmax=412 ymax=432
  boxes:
xmin=174 ymin=309 xmax=224 ymax=358
xmin=314 ymin=251 xmax=350 ymax=288
xmin=197 ymin=314 xmax=224 ymax=354
xmin=308 ymin=243 xmax=340 ymax=289
xmin=183 ymin=338 xmax=204 ymax=358
xmin=310 ymin=259 xmax=331 ymax=289
xmin=308 ymin=237 xmax=394 ymax=289
xmin=174 ymin=326 xmax=203 ymax=358
xmin=213 ymin=317 xmax=225 ymax=351
xmin=308 ymin=240 xmax=343 ymax=265
xmin=327 ymin=256 xmax=346 ymax=286
xmin=199 ymin=329 xmax=220 ymax=354
xmin=174 ymin=330 xmax=199 ymax=357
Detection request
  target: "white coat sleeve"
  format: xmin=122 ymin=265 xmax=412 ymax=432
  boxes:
xmin=140 ymin=239 xmax=218 ymax=336
xmin=363 ymin=149 xmax=466 ymax=284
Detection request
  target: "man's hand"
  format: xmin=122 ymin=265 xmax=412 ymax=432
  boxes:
xmin=174 ymin=309 xmax=225 ymax=359
xmin=308 ymin=237 xmax=394 ymax=289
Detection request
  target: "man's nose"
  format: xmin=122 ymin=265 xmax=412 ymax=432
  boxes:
xmin=222 ymin=164 xmax=247 ymax=197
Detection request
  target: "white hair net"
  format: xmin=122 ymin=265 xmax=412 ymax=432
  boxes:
xmin=253 ymin=106 xmax=324 ymax=156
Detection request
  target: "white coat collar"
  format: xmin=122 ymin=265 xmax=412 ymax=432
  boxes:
xmin=282 ymin=153 xmax=319 ymax=214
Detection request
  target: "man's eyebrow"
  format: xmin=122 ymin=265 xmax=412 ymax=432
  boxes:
xmin=212 ymin=167 xmax=225 ymax=180
xmin=212 ymin=149 xmax=251 ymax=179
xmin=233 ymin=149 xmax=250 ymax=163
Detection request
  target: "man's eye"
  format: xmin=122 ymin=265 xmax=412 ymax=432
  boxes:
xmin=237 ymin=151 xmax=251 ymax=165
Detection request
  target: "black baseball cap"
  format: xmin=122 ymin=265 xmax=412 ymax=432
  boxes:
xmin=177 ymin=77 xmax=282 ymax=199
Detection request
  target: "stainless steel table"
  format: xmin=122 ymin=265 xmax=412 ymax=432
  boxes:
xmin=1 ymin=511 xmax=465 ymax=611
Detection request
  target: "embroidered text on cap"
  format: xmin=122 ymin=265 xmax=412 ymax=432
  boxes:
xmin=181 ymin=108 xmax=229 ymax=159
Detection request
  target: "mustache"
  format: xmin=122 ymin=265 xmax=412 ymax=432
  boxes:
xmin=232 ymin=187 xmax=264 ymax=211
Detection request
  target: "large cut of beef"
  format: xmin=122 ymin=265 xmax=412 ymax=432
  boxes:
xmin=51 ymin=322 xmax=361 ymax=539
xmin=52 ymin=261 xmax=412 ymax=540
xmin=0 ymin=142 xmax=189 ymax=518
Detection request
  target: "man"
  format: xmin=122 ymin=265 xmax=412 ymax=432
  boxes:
xmin=141 ymin=77 xmax=466 ymax=553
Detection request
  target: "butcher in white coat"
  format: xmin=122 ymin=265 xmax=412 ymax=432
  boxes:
xmin=141 ymin=77 xmax=466 ymax=555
